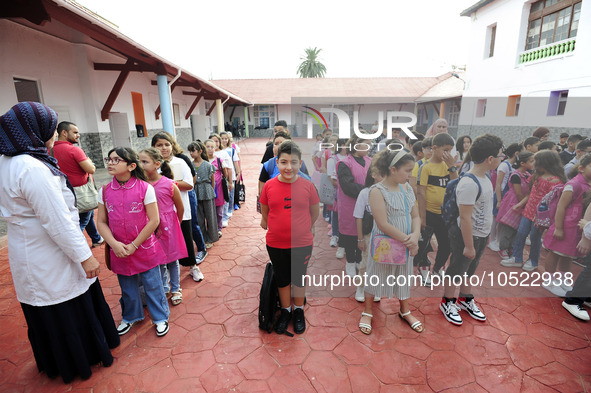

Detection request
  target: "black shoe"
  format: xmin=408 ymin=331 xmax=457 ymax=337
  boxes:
xmin=274 ymin=309 xmax=291 ymax=334
xmin=293 ymin=308 xmax=306 ymax=334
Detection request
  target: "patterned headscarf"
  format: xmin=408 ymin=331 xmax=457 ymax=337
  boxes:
xmin=424 ymin=118 xmax=449 ymax=138
xmin=0 ymin=101 xmax=65 ymax=177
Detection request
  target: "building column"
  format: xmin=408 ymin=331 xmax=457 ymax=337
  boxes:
xmin=244 ymin=106 xmax=249 ymax=137
xmin=216 ymin=98 xmax=225 ymax=133
xmin=439 ymin=102 xmax=446 ymax=119
xmin=157 ymin=74 xmax=174 ymax=133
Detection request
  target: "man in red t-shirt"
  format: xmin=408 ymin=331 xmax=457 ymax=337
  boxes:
xmin=260 ymin=140 xmax=319 ymax=335
xmin=53 ymin=121 xmax=103 ymax=247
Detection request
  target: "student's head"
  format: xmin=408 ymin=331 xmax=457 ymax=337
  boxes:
xmin=276 ymin=140 xmax=302 ymax=180
xmin=273 ymin=120 xmax=288 ymax=134
xmin=421 ymin=136 xmax=433 ymax=160
xmin=373 ymin=148 xmax=415 ymax=184
xmin=204 ymin=139 xmax=216 ymax=158
xmin=572 ymin=154 xmax=591 ymax=181
xmin=272 ymin=130 xmax=292 ymax=156
xmin=532 ymin=127 xmax=550 ymax=141
xmin=345 ymin=134 xmax=371 ymax=157
xmin=187 ymin=141 xmax=208 ymax=161
xmin=513 ymin=151 xmax=535 ymax=171
xmin=431 ymin=133 xmax=455 ymax=161
xmin=106 ymin=147 xmax=147 ymax=181
xmin=151 ymin=132 xmax=182 ymax=160
xmin=537 ymin=141 xmax=557 ymax=151
xmin=57 ymin=121 xmax=79 ymax=143
xmin=560 ymin=132 xmax=569 ymax=144
xmin=315 ymin=133 xmax=323 ymax=141
xmin=365 ymin=163 xmax=384 ymax=187
xmin=219 ymin=131 xmax=231 ymax=148
xmin=533 ymin=150 xmax=566 ymax=181
xmin=404 ymin=131 xmax=423 ymax=147
xmin=575 ymin=139 xmax=591 ymax=158
xmin=335 ymin=138 xmax=348 ymax=155
xmin=456 ymin=135 xmax=472 ymax=159
xmin=523 ymin=136 xmax=541 ymax=153
xmin=504 ymin=143 xmax=523 ymax=159
xmin=208 ymin=133 xmax=223 ymax=150
xmin=468 ymin=134 xmax=504 ymax=170
xmin=567 ymin=134 xmax=584 ymax=151
xmin=322 ymin=129 xmax=332 ymax=138
xmin=139 ymin=147 xmax=173 ymax=179
xmin=412 ymin=141 xmax=423 ymax=159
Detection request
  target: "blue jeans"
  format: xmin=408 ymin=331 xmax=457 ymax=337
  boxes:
xmin=223 ymin=182 xmax=235 ymax=221
xmin=79 ymin=210 xmax=101 ymax=243
xmin=160 ymin=261 xmax=180 ymax=293
xmin=188 ymin=190 xmax=205 ymax=252
xmin=118 ymin=266 xmax=169 ymax=324
xmin=512 ymin=216 xmax=543 ymax=266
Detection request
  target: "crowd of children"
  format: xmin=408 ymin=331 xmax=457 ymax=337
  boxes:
xmin=97 ymin=132 xmax=242 ymax=337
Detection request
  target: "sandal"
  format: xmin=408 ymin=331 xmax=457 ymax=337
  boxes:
xmin=170 ymin=290 xmax=183 ymax=306
xmin=359 ymin=312 xmax=373 ymax=335
xmin=399 ymin=310 xmax=424 ymax=333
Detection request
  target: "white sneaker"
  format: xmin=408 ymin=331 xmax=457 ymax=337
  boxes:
xmin=227 ymin=211 xmax=233 ymax=217
xmin=190 ymin=266 xmax=204 ymax=282
xmin=521 ymin=260 xmax=537 ymax=271
xmin=355 ymin=286 xmax=365 ymax=302
xmin=562 ymin=301 xmax=590 ymax=321
xmin=487 ymin=240 xmax=500 ymax=252
xmin=222 ymin=221 xmax=229 ymax=228
xmin=543 ymin=279 xmax=567 ymax=297
xmin=336 ymin=247 xmax=345 ymax=259
xmin=561 ymin=282 xmax=573 ymax=293
xmin=500 ymin=257 xmax=522 ymax=268
xmin=330 ymin=236 xmax=338 ymax=248
xmin=525 ymin=236 xmax=531 ymax=246
xmin=345 ymin=262 xmax=356 ymax=277
xmin=373 ymin=296 xmax=381 ymax=302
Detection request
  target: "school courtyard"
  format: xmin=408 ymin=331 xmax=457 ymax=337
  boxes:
xmin=0 ymin=138 xmax=590 ymax=392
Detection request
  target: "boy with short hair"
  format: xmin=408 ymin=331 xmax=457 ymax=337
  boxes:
xmin=558 ymin=132 xmax=569 ymax=152
xmin=560 ymin=134 xmax=584 ymax=165
xmin=523 ymin=136 xmax=541 ymax=153
xmin=260 ymin=140 xmax=320 ymax=335
xmin=418 ymin=133 xmax=458 ymax=281
xmin=564 ymin=138 xmax=591 ymax=175
xmin=440 ymin=134 xmax=504 ymax=325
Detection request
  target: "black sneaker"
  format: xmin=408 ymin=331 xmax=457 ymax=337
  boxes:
xmin=439 ymin=298 xmax=462 ymax=325
xmin=293 ymin=308 xmax=306 ymax=334
xmin=274 ymin=309 xmax=291 ymax=334
xmin=458 ymin=297 xmax=486 ymax=321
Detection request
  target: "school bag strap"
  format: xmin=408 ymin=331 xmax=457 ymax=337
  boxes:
xmin=441 ymin=173 xmax=482 ymax=228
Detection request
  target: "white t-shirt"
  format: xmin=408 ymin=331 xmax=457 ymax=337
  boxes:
xmin=224 ymin=146 xmax=240 ymax=181
xmin=327 ymin=153 xmax=346 ymax=180
xmin=214 ymin=150 xmax=232 ymax=170
xmin=353 ymin=187 xmax=372 ymax=219
xmin=455 ymin=174 xmax=494 ymax=238
xmin=98 ymin=183 xmax=157 ymax=205
xmin=167 ymin=156 xmax=193 ymax=221
xmin=496 ymin=160 xmax=512 ymax=192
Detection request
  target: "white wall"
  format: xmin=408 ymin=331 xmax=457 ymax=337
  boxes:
xmin=0 ymin=19 xmax=201 ymax=135
xmin=459 ymin=0 xmax=591 ymax=129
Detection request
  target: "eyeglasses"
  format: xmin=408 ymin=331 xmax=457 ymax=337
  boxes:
xmin=104 ymin=157 xmax=126 ymax=165
xmin=496 ymin=154 xmax=506 ymax=159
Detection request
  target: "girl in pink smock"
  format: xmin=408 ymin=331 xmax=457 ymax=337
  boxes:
xmin=139 ymin=148 xmax=188 ymax=306
xmin=543 ymin=154 xmax=591 ymax=294
xmin=97 ymin=147 xmax=170 ymax=337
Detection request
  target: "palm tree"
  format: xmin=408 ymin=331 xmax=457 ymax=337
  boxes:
xmin=297 ymin=47 xmax=327 ymax=78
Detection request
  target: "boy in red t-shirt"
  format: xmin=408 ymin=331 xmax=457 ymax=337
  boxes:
xmin=260 ymin=140 xmax=319 ymax=334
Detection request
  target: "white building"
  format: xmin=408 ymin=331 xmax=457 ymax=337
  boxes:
xmin=1 ymin=0 xmax=250 ymax=166
xmin=458 ymin=0 xmax=590 ymax=142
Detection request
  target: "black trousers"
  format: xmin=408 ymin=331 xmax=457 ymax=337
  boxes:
xmin=339 ymin=234 xmax=362 ymax=263
xmin=426 ymin=211 xmax=451 ymax=272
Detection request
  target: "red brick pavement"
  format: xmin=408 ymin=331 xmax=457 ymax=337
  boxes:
xmin=0 ymin=138 xmax=590 ymax=392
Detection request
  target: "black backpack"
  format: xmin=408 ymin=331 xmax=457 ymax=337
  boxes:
xmin=258 ymin=262 xmax=280 ymax=333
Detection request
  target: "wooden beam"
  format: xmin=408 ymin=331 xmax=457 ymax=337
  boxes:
xmin=185 ymin=95 xmax=202 ymax=120
xmin=101 ymin=58 xmax=133 ymax=121
xmin=206 ymin=101 xmax=216 ymax=116
xmin=228 ymin=105 xmax=236 ymax=120
xmin=182 ymin=90 xmax=202 ymax=96
xmin=94 ymin=62 xmax=157 ymax=72
xmin=431 ymin=103 xmax=440 ymax=117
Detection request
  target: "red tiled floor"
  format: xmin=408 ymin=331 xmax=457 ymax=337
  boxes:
xmin=1 ymin=138 xmax=591 ymax=392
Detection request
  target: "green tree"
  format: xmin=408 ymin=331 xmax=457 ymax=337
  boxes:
xmin=297 ymin=47 xmax=327 ymax=78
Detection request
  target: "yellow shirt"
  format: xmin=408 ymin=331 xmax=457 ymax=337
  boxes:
xmin=419 ymin=161 xmax=450 ymax=214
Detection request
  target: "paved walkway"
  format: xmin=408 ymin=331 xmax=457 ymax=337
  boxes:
xmin=0 ymin=138 xmax=590 ymax=392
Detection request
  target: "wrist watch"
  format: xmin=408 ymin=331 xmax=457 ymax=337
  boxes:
xmin=448 ymin=166 xmax=458 ymax=173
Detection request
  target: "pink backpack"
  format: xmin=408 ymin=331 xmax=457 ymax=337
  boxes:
xmin=535 ymin=182 xmax=582 ymax=230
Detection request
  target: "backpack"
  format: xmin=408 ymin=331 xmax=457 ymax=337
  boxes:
xmin=258 ymin=262 xmax=279 ymax=334
xmin=534 ymin=182 xmax=583 ymax=230
xmin=441 ymin=173 xmax=483 ymax=229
